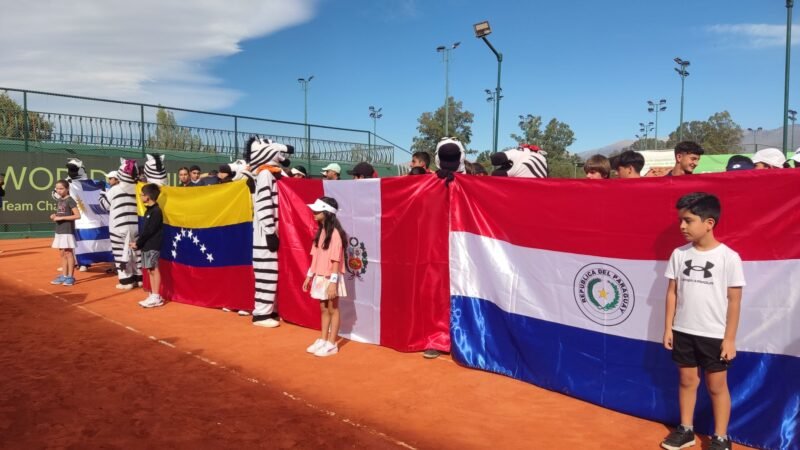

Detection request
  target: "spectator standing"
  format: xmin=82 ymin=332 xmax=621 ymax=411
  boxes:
xmin=189 ymin=165 xmax=203 ymax=186
xmin=49 ymin=180 xmax=81 ymax=286
xmin=291 ymin=166 xmax=308 ymax=178
xmin=668 ymin=141 xmax=705 ymax=176
xmin=177 ymin=167 xmax=191 ymax=186
xmin=132 ymin=184 xmax=165 ymax=308
xmin=661 ymin=193 xmax=744 ymax=450
xmin=751 ymin=148 xmax=786 ymax=170
xmin=612 ymin=150 xmax=644 ymax=179
xmin=348 ymin=162 xmax=376 ymax=179
xmin=321 ymin=163 xmax=341 ymax=180
xmin=584 ymin=154 xmax=611 ymax=179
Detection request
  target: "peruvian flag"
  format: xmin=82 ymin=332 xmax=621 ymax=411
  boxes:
xmin=277 ymin=176 xmax=451 ymax=352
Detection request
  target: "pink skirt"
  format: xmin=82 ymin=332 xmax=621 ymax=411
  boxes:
xmin=310 ymin=275 xmax=347 ymax=300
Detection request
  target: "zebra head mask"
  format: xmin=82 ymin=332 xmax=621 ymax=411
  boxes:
xmin=490 ymin=144 xmax=548 ymax=178
xmin=144 ymin=153 xmax=167 ymax=185
xmin=435 ymin=137 xmax=466 ymax=174
xmin=66 ymin=158 xmax=87 ymax=181
xmin=244 ymin=137 xmax=294 ymax=168
xmin=117 ymin=158 xmax=140 ymax=184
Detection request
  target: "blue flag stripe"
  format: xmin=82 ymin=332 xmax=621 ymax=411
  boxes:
xmin=450 ymin=295 xmax=799 ymax=450
xmin=75 ymin=227 xmax=110 ymax=241
xmin=160 ymin=222 xmax=253 ymax=268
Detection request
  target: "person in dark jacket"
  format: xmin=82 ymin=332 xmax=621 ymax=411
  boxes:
xmin=132 ymin=183 xmax=164 ymax=308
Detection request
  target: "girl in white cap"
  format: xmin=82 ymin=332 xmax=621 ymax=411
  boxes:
xmin=752 ymin=148 xmax=787 ymax=169
xmin=302 ymin=197 xmax=348 ymax=357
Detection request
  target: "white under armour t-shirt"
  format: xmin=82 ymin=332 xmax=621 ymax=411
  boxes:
xmin=665 ymin=243 xmax=746 ymax=339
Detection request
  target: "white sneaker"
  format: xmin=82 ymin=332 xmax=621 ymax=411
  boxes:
xmin=237 ymin=310 xmax=250 ymax=316
xmin=314 ymin=341 xmax=338 ymax=357
xmin=78 ymin=266 xmax=88 ymax=272
xmin=306 ymin=339 xmax=325 ymax=353
xmin=138 ymin=294 xmax=155 ymax=307
xmin=141 ymin=295 xmax=164 ymax=309
xmin=116 ymin=283 xmax=134 ymax=290
xmin=253 ymin=318 xmax=280 ymax=328
xmin=221 ymin=307 xmax=232 ymax=312
xmin=137 ymin=281 xmax=144 ymax=287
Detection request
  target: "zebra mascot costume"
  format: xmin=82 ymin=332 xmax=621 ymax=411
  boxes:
xmin=100 ymin=159 xmax=142 ymax=289
xmin=58 ymin=158 xmax=114 ymax=269
xmin=435 ymin=137 xmax=466 ymax=184
xmin=490 ymin=144 xmax=548 ymax=178
xmin=143 ymin=153 xmax=167 ymax=186
xmin=244 ymin=137 xmax=294 ymax=327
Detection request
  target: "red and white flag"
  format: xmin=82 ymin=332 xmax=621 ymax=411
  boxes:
xmin=277 ymin=176 xmax=451 ymax=352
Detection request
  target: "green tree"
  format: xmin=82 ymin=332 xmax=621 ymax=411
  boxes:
xmin=147 ymin=106 xmax=202 ymax=151
xmin=0 ymin=92 xmax=53 ymax=140
xmin=511 ymin=114 xmax=579 ymax=178
xmin=411 ymin=97 xmax=474 ymax=157
xmin=664 ymin=111 xmax=742 ymax=154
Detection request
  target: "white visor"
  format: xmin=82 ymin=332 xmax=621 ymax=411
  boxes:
xmin=308 ymin=199 xmax=337 ymax=214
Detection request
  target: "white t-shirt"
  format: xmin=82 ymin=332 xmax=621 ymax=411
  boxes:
xmin=665 ymin=243 xmax=746 ymax=339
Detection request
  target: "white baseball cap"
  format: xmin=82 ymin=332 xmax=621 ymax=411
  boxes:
xmin=106 ymin=170 xmax=119 ymax=179
xmin=320 ymin=163 xmax=341 ymax=174
xmin=793 ymin=148 xmax=800 ymax=163
xmin=751 ymin=148 xmax=786 ymax=168
xmin=307 ymin=198 xmax=338 ymax=214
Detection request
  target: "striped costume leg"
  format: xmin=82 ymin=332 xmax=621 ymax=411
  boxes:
xmin=252 ymin=226 xmax=278 ymax=322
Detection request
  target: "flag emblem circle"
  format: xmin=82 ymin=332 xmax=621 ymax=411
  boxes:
xmin=346 ymin=236 xmax=368 ymax=280
xmin=573 ymin=263 xmax=635 ymax=326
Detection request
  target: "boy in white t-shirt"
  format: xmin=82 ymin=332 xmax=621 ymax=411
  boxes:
xmin=661 ymin=192 xmax=745 ymax=450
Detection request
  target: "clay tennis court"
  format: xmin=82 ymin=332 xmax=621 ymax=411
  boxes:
xmin=0 ymin=238 xmax=756 ymax=449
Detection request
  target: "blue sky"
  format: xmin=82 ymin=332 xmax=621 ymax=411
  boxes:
xmin=2 ymin=0 xmax=798 ymax=157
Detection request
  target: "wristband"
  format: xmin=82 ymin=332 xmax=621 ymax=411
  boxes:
xmin=306 ymin=269 xmax=314 ymax=277
xmin=329 ymin=273 xmax=339 ymax=283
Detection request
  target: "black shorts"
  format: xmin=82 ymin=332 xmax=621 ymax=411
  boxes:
xmin=672 ymin=330 xmax=730 ymax=373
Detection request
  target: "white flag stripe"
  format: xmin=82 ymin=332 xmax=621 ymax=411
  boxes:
xmin=322 ymin=179 xmax=382 ymax=345
xmin=450 ymin=231 xmax=800 ymax=357
xmin=75 ymin=238 xmax=112 ymax=255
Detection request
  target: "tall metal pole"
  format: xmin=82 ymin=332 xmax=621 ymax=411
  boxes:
xmin=298 ymin=76 xmax=314 ymax=170
xmin=783 ymin=0 xmax=794 ymax=158
xmin=790 ymin=110 xmax=797 ymax=151
xmin=674 ymin=58 xmax=690 ymax=142
xmin=481 ymin=36 xmax=503 ymax=153
xmin=437 ymin=43 xmax=459 ymax=137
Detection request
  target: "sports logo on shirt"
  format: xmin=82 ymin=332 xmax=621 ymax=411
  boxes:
xmin=346 ymin=236 xmax=368 ymax=280
xmin=683 ymin=260 xmax=714 ymax=278
xmin=573 ymin=263 xmax=635 ymax=326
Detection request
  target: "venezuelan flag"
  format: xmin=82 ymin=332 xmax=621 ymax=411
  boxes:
xmin=138 ymin=181 xmax=255 ymax=310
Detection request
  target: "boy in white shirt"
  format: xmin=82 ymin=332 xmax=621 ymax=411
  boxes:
xmin=661 ymin=192 xmax=745 ymax=450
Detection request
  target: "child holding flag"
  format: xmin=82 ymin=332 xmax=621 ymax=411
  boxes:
xmin=302 ymin=197 xmax=348 ymax=357
xmin=132 ymin=184 xmax=164 ymax=308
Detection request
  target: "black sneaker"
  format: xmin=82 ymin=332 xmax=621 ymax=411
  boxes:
xmin=422 ymin=349 xmax=441 ymax=359
xmin=661 ymin=426 xmax=696 ymax=450
xmin=709 ymin=435 xmax=731 ymax=450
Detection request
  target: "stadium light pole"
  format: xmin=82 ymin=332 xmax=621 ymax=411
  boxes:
xmin=674 ymin=58 xmax=690 ymax=142
xmin=788 ymin=109 xmax=797 ymax=151
xmin=486 ymin=89 xmax=502 ymax=149
xmin=783 ymin=0 xmax=794 ymax=158
xmin=298 ymin=75 xmax=314 ymax=167
xmin=747 ymin=127 xmax=763 ymax=152
xmin=648 ymin=99 xmax=667 ymax=149
xmin=437 ymin=42 xmax=460 ymax=137
xmin=474 ymin=21 xmax=502 ymax=153
xmin=368 ymin=106 xmax=383 ymax=150
xmin=638 ymin=121 xmax=654 ymax=150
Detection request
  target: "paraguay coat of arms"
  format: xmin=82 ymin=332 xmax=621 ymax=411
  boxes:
xmin=346 ymin=237 xmax=368 ymax=280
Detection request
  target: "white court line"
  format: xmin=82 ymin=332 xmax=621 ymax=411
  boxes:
xmin=21 ymin=282 xmax=417 ymax=450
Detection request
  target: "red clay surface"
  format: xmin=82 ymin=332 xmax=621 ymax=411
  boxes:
xmin=0 ymin=238 xmax=757 ymax=449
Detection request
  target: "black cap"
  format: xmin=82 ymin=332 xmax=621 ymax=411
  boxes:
xmin=347 ymin=161 xmax=375 ymax=178
xmin=291 ymin=166 xmax=308 ymax=176
xmin=726 ymin=155 xmax=755 ymax=171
